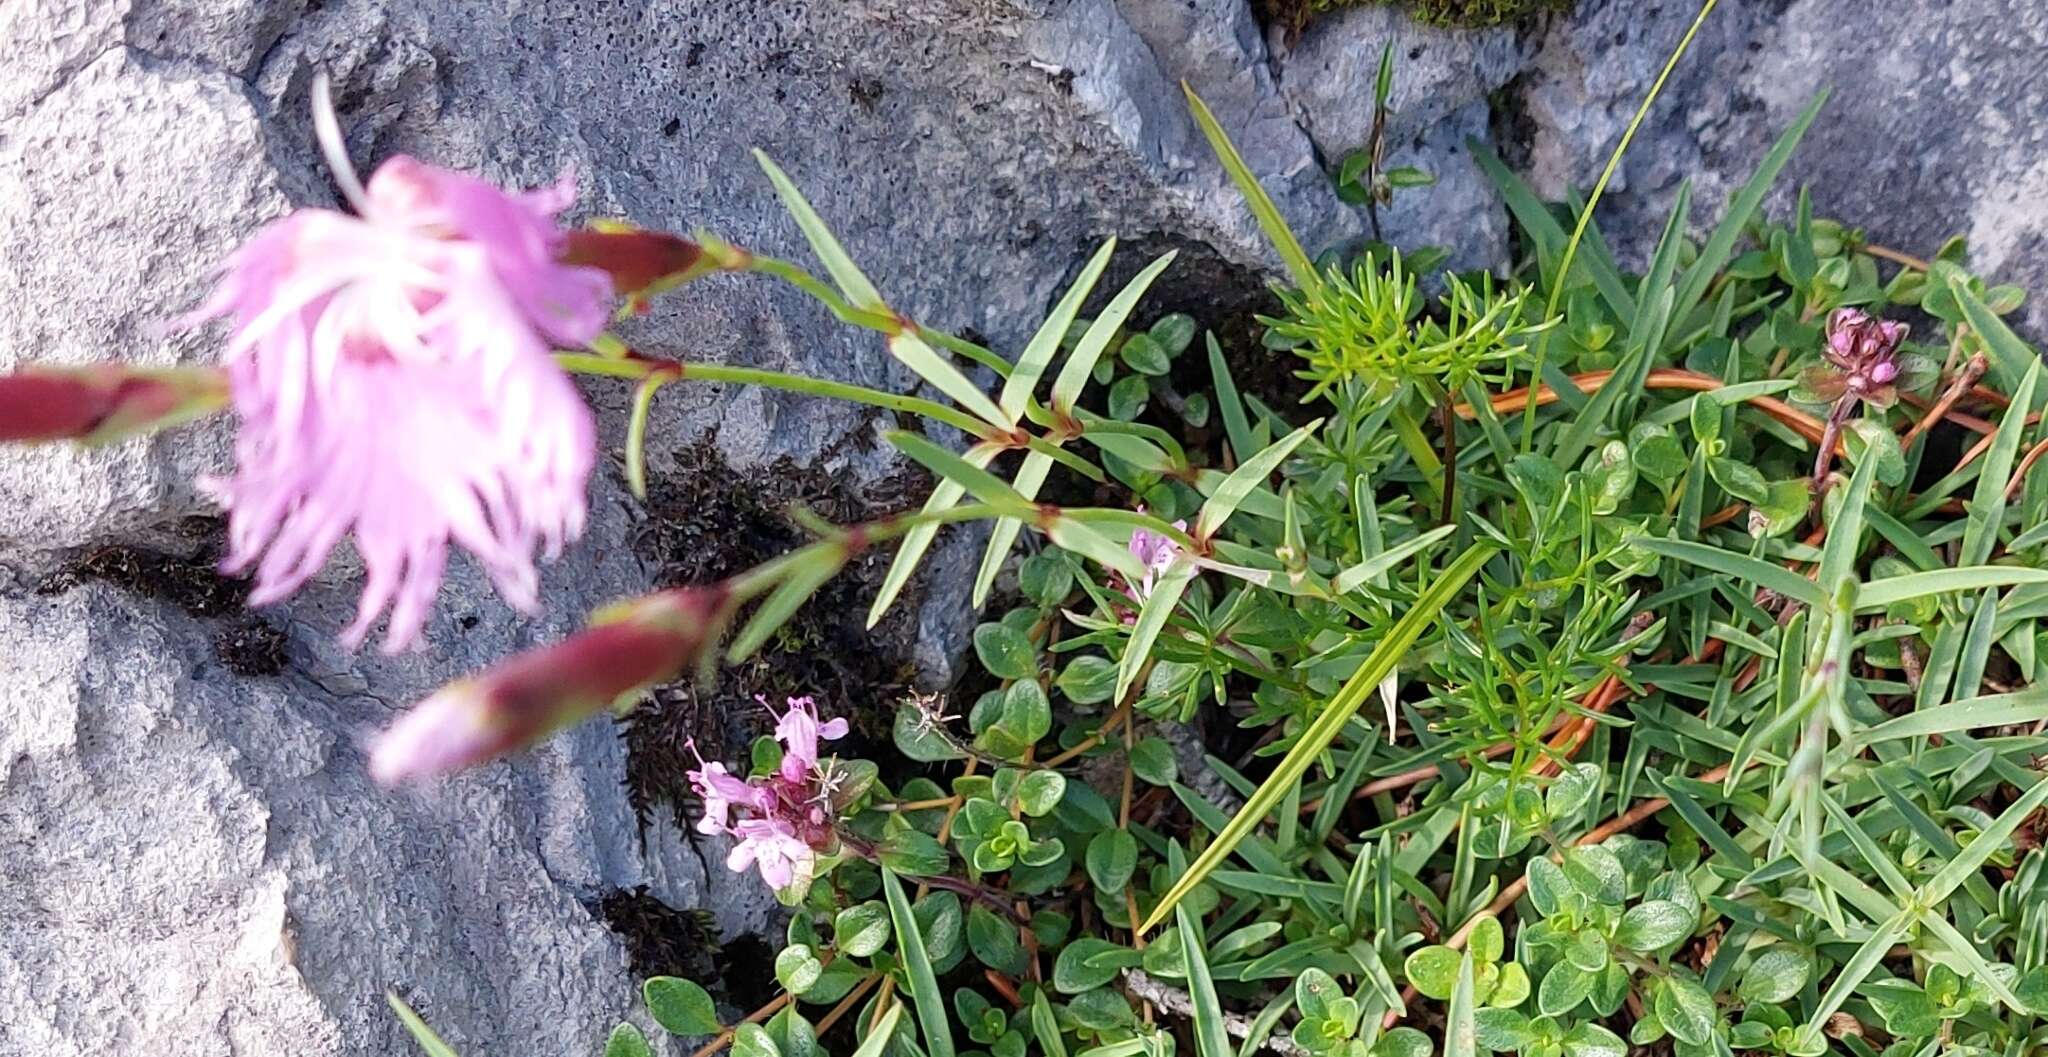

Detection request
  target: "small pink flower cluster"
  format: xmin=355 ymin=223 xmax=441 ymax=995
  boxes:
xmin=1821 ymin=307 xmax=1910 ymax=397
xmin=1120 ymin=517 xmax=1187 ymax=606
xmin=688 ymin=696 xmax=850 ymax=891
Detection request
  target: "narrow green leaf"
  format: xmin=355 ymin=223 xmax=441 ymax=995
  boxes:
xmin=869 ymin=475 xmax=973 ymax=627
xmin=1633 ymin=538 xmax=1823 ymax=607
xmin=1953 ymin=272 xmax=2048 ymax=404
xmin=888 ymin=331 xmax=1006 ymax=426
xmin=1806 ymin=913 xmax=1911 ymax=1034
xmin=386 ymin=993 xmax=464 ymax=1057
xmin=1176 ymin=905 xmax=1232 ymax=1057
xmin=1209 ymin=334 xmax=1256 ymax=463
xmin=1052 ymin=252 xmax=1178 ymax=411
xmin=1919 ymin=775 xmax=2048 ymax=905
xmin=1854 ymin=687 xmax=2048 ymax=745
xmin=1446 ymin=949 xmax=1479 ymax=1057
xmin=1185 ymin=86 xmax=1316 ymax=289
xmin=1670 ymin=91 xmax=1827 ymax=324
xmin=1118 ymin=562 xmax=1196 ymax=701
xmin=885 ymin=434 xmax=1031 ymax=512
xmin=974 ymin=451 xmax=1056 ymax=608
xmin=1960 ymin=359 xmax=2040 ymax=565
xmin=1195 ymin=422 xmax=1318 ymax=540
xmin=851 ymin=1003 xmax=904 ymax=1057
xmin=625 ymin=375 xmax=664 ymax=500
xmin=728 ymin=552 xmax=842 ymax=661
xmin=755 ymin=151 xmax=885 ymax=309
xmin=1856 ymin=567 xmax=2048 ymax=610
xmin=1332 ymin=524 xmax=1456 ymax=596
xmin=1141 ymin=543 xmax=1494 ymax=931
xmin=1005 ymin=239 xmax=1116 ymax=421
xmin=881 ymin=868 xmax=956 ymax=1057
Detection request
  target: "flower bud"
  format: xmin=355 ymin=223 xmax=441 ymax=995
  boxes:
xmin=369 ymin=585 xmax=730 ymax=784
xmin=0 ymin=364 xmax=228 ymax=444
xmin=560 ymin=224 xmax=706 ymax=301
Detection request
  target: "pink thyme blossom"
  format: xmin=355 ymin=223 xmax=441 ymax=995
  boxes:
xmin=688 ymin=695 xmax=851 ymax=892
xmin=727 ymin=817 xmax=815 ymax=891
xmin=181 ymin=151 xmax=612 ymax=652
xmin=1123 ymin=518 xmax=1189 ymax=604
xmin=685 ymin=748 xmax=769 ymax=835
xmin=769 ymin=694 xmax=850 ymax=783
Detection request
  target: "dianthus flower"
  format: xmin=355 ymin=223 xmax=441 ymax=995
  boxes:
xmin=180 ymin=89 xmax=611 ymax=651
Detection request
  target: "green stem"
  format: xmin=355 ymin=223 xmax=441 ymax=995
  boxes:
xmin=1522 ymin=0 xmax=1722 ymax=450
xmin=555 ymin=352 xmax=996 ymax=439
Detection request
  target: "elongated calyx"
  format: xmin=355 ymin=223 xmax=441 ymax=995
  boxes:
xmin=0 ymin=364 xmax=227 ymax=444
xmin=369 ymin=586 xmax=730 ymax=784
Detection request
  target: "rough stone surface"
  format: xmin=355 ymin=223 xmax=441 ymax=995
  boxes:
xmin=8 ymin=0 xmax=2048 ymax=1055
xmin=1274 ymin=5 xmax=1527 ymax=268
xmin=1508 ymin=0 xmax=2048 ymax=337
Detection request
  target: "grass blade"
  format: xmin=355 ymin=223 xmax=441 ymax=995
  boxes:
xmin=387 ymin=993 xmax=464 ymax=1057
xmin=1855 ymin=567 xmax=2048 ymax=610
xmin=1953 ymin=272 xmax=2048 ymax=404
xmin=1195 ymin=422 xmax=1319 ymax=540
xmin=1333 ymin=524 xmax=1457 ymax=596
xmin=888 ymin=331 xmax=1006 ymax=426
xmin=1960 ymin=358 xmax=2040 ymax=566
xmin=1918 ymin=773 xmax=2048 ymax=905
xmin=881 ymin=867 xmax=956 ymax=1057
xmin=972 ymin=451 xmax=1056 ymax=608
xmin=1118 ymin=562 xmax=1196 ymax=701
xmin=1140 ymin=543 xmax=1495 ymax=931
xmin=852 ymin=1003 xmax=905 ymax=1057
xmin=1184 ymin=85 xmax=1316 ymax=289
xmin=1670 ymin=91 xmax=1827 ymax=325
xmin=1446 ymin=949 xmax=1479 ymax=1057
xmin=1052 ymin=253 xmax=1178 ymax=411
xmin=1853 ymin=687 xmax=2048 ymax=745
xmin=1176 ymin=905 xmax=1232 ymax=1057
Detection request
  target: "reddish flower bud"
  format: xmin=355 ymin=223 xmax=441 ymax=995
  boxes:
xmin=560 ymin=225 xmax=706 ymax=300
xmin=0 ymin=364 xmax=228 ymax=444
xmin=369 ymin=585 xmax=731 ymax=784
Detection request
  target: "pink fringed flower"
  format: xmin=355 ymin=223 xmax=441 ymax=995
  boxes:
xmin=688 ymin=696 xmax=851 ymax=893
xmin=181 ymin=150 xmax=612 ymax=651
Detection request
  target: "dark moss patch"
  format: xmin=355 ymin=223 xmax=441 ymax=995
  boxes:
xmin=591 ymin=886 xmax=724 ymax=982
xmin=620 ymin=439 xmax=927 ymax=834
xmin=35 ymin=518 xmax=288 ymax=676
xmin=1258 ymin=0 xmax=1570 ymax=37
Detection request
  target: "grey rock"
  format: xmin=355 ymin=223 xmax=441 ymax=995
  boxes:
xmin=1509 ymin=0 xmax=2048 ymax=336
xmin=1025 ymin=0 xmax=1366 ymax=271
xmin=1274 ymin=5 xmax=1528 ymax=271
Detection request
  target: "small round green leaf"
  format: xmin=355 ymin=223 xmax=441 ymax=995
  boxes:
xmin=1128 ymin=737 xmax=1178 ymax=786
xmin=973 ymin=622 xmax=1039 ymax=681
xmin=643 ymin=977 xmax=720 ymax=1036
xmin=606 ymin=1023 xmax=655 ymax=1057
xmin=833 ymin=901 xmax=892 ymax=958
xmin=1086 ymin=829 xmax=1139 ymax=893
xmin=1615 ymin=900 xmax=1695 ymax=952
xmin=1736 ymin=948 xmax=1810 ymax=1005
